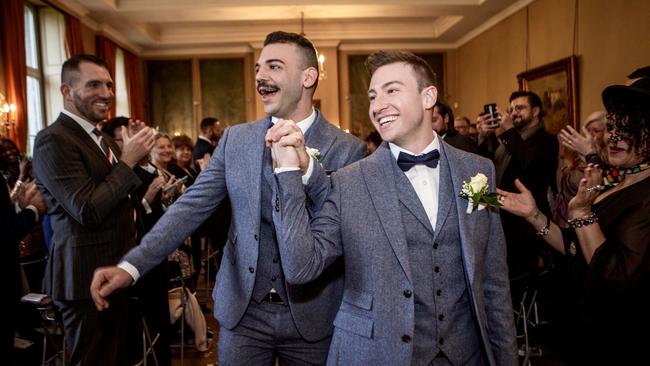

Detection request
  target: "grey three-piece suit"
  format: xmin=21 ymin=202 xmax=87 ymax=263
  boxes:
xmin=122 ymin=110 xmax=366 ymax=363
xmin=273 ymin=141 xmax=518 ymax=365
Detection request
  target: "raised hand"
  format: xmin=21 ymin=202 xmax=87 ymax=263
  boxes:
xmin=197 ymin=153 xmax=211 ymax=171
xmin=266 ymin=119 xmax=310 ymax=172
xmin=143 ymin=175 xmax=165 ymax=204
xmin=568 ymin=163 xmax=602 ymax=217
xmin=90 ymin=266 xmax=134 ymax=311
xmin=120 ymin=126 xmax=155 ymax=168
xmin=496 ymin=179 xmax=538 ymax=218
xmin=559 ymin=125 xmax=595 ymax=156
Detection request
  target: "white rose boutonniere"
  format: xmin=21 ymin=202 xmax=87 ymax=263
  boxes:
xmin=305 ymin=147 xmax=321 ymax=161
xmin=459 ymin=173 xmax=501 ymax=214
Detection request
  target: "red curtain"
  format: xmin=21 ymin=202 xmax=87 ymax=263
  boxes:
xmin=95 ymin=36 xmax=117 ymax=118
xmin=64 ymin=13 xmax=84 ymax=57
xmin=124 ymin=50 xmax=145 ymax=121
xmin=1 ymin=0 xmax=27 ymax=152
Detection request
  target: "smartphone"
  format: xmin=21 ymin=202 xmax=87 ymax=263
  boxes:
xmin=163 ymin=175 xmax=189 ymax=194
xmin=483 ymin=103 xmax=499 ymax=126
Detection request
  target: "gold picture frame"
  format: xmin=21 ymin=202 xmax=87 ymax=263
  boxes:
xmin=517 ymin=56 xmax=578 ymax=134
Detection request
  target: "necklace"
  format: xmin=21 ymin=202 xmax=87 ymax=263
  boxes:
xmin=601 ymin=162 xmax=650 ymax=190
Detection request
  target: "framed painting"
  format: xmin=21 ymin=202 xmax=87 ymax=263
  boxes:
xmin=517 ymin=56 xmax=578 ymax=134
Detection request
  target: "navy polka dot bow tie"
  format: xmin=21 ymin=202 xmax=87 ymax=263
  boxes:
xmin=397 ymin=149 xmax=440 ymax=171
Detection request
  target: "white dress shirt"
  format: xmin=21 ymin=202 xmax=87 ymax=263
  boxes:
xmin=389 ymin=132 xmax=441 ymax=230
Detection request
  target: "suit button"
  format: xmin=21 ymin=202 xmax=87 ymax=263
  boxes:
xmin=403 ymin=290 xmax=412 ymax=298
xmin=402 ymin=335 xmax=411 ymax=343
xmin=433 ymin=242 xmax=439 ymax=250
xmin=439 ymin=338 xmax=444 ymax=345
xmin=254 ymin=234 xmax=259 ymax=241
xmin=436 ymin=289 xmax=442 ymax=296
xmin=438 ymin=314 xmax=444 ymax=321
xmin=271 ymin=275 xmax=277 ymax=281
xmin=273 ymin=257 xmax=279 ymax=263
xmin=248 ymin=267 xmax=255 ymax=273
xmin=434 ymin=266 xmax=440 ymax=273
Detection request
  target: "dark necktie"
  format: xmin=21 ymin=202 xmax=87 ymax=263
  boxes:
xmin=92 ymin=128 xmax=116 ymax=164
xmin=397 ymin=149 xmax=440 ymax=171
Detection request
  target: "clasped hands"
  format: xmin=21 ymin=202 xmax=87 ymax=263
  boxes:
xmin=265 ymin=119 xmax=310 ymax=174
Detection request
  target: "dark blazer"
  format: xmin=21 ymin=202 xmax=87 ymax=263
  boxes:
xmin=193 ymin=138 xmax=215 ymax=161
xmin=122 ymin=110 xmax=367 ymax=342
xmin=33 ymin=113 xmax=142 ymax=301
xmin=444 ymin=132 xmax=478 ymax=154
xmin=479 ymin=126 xmax=558 ymax=277
xmin=273 ymin=142 xmax=518 ymax=365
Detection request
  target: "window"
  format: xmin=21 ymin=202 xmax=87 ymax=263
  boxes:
xmin=114 ymin=48 xmax=130 ymax=117
xmin=24 ymin=4 xmax=45 ymax=155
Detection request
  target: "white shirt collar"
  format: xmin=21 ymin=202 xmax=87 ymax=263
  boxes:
xmin=271 ymin=108 xmax=316 ymax=134
xmin=389 ymin=131 xmax=441 ymax=161
xmin=198 ymin=135 xmax=212 ymax=143
xmin=62 ymin=109 xmax=99 ymax=136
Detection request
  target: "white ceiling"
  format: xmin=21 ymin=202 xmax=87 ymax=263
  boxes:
xmin=52 ymin=0 xmax=532 ymax=57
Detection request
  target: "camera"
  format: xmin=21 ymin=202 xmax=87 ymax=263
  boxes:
xmin=483 ymin=103 xmax=499 ymax=126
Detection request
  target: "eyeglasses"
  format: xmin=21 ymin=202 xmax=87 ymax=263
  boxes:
xmin=506 ymin=104 xmax=529 ymax=114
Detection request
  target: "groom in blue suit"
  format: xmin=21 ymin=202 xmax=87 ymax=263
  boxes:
xmin=91 ymin=31 xmax=366 ymax=365
xmin=268 ymin=51 xmax=517 ymax=365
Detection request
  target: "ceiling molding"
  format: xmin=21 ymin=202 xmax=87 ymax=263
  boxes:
xmin=141 ymin=45 xmax=254 ymax=58
xmin=454 ymin=0 xmax=534 ymax=48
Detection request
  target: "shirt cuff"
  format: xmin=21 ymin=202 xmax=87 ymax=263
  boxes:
xmin=25 ymin=205 xmax=39 ymax=222
xmin=272 ymin=156 xmax=315 ymax=185
xmin=118 ymin=261 xmax=140 ymax=283
xmin=141 ymin=198 xmax=153 ymax=214
xmin=302 ymin=156 xmax=314 ymax=185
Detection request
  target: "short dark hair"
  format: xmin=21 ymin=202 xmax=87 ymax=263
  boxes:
xmin=509 ymin=90 xmax=545 ymax=119
xmin=365 ymin=50 xmax=437 ymax=92
xmin=264 ymin=31 xmax=318 ymax=71
xmin=264 ymin=31 xmax=319 ymax=89
xmin=200 ymin=117 xmax=218 ymax=133
xmin=172 ymin=134 xmax=194 ymax=151
xmin=61 ymin=54 xmax=110 ymax=84
xmin=101 ymin=116 xmax=130 ymax=138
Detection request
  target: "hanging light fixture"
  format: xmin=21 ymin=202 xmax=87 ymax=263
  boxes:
xmin=300 ymin=11 xmax=327 ymax=81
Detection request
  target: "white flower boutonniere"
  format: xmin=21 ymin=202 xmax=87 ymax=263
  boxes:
xmin=306 ymin=147 xmax=321 ymax=161
xmin=459 ymin=173 xmax=502 ymax=214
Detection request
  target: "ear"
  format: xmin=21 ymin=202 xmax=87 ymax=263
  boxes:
xmin=302 ymin=67 xmax=318 ymax=89
xmin=60 ymin=83 xmax=71 ymax=100
xmin=531 ymin=105 xmax=540 ymax=119
xmin=421 ymin=86 xmax=437 ymax=110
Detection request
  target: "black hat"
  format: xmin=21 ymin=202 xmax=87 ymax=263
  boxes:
xmin=628 ymin=66 xmax=650 ymax=80
xmin=602 ymin=77 xmax=650 ymax=110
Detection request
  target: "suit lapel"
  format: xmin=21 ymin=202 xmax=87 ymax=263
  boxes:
xmin=433 ymin=143 xmax=453 ymax=241
xmin=304 ymin=110 xmax=336 ymax=160
xmin=60 ymin=115 xmax=113 ymax=169
xmin=444 ymin=144 xmax=478 ymax=286
xmin=361 ymin=144 xmax=412 ymax=284
xmin=391 ymin=162 xmax=434 ymax=236
xmin=245 ymin=118 xmax=271 ymax=227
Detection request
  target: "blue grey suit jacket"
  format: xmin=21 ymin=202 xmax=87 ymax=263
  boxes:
xmin=122 ymin=110 xmax=366 ymax=341
xmin=273 ymin=142 xmax=518 ymax=365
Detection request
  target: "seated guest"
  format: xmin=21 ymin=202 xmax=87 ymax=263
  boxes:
xmin=432 ymin=101 xmax=478 ymax=153
xmin=497 ymin=76 xmax=650 ymax=365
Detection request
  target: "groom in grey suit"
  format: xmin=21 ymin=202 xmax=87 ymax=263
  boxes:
xmin=268 ymin=51 xmax=517 ymax=365
xmin=91 ymin=31 xmax=366 ymax=365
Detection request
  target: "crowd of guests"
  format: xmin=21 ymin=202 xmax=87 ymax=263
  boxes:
xmin=2 ymin=29 xmax=649 ymax=366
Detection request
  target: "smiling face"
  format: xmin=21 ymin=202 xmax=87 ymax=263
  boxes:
xmin=255 ymin=43 xmax=317 ymax=121
xmin=151 ymin=136 xmax=174 ymax=166
xmin=509 ymin=96 xmax=536 ymax=131
xmin=606 ymin=126 xmax=644 ymax=168
xmin=61 ymin=61 xmax=113 ymax=123
xmin=175 ymin=145 xmax=193 ymax=166
xmin=368 ymin=62 xmax=437 ymax=153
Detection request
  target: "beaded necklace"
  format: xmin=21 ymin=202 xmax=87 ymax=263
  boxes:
xmin=601 ymin=162 xmax=650 ymax=190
